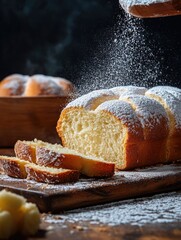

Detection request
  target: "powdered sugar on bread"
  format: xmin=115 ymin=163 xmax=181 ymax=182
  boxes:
xmin=57 ymin=85 xmax=181 ymax=169
xmin=110 ymin=86 xmax=147 ymax=96
xmin=146 ymin=87 xmax=181 ymax=131
xmin=67 ymin=89 xmax=118 ymax=110
xmin=96 ymin=99 xmax=143 ymax=139
xmin=67 ymin=86 xmax=147 ymax=110
xmin=120 ymin=95 xmax=169 ymax=139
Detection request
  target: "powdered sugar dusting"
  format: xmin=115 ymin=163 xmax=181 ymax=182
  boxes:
xmin=153 ymin=86 xmax=181 ymax=94
xmin=67 ymin=89 xmax=117 ymax=109
xmin=43 ymin=191 xmax=181 ymax=226
xmin=31 ymin=75 xmax=65 ymax=96
xmin=76 ymin=13 xmax=165 ymax=95
xmin=0 ymin=163 xmax=180 ymax=193
xmin=110 ymin=86 xmax=147 ymax=96
xmin=2 ymin=77 xmax=27 ymax=95
xmin=65 ymin=85 xmax=180 ymax=140
xmin=96 ymin=99 xmax=143 ymax=138
xmin=0 ymin=163 xmax=180 ymax=225
xmin=146 ymin=86 xmax=181 ymax=130
xmin=120 ymin=95 xmax=169 ymax=139
xmin=67 ymin=86 xmax=148 ymax=110
xmin=3 ymin=81 xmax=23 ymax=90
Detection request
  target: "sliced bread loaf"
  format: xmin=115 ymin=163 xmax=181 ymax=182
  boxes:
xmin=14 ymin=140 xmax=115 ymax=177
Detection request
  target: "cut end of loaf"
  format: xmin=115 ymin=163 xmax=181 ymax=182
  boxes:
xmin=57 ymin=107 xmax=127 ymax=169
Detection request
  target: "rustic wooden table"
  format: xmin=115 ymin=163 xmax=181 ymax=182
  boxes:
xmin=1 ymin=148 xmax=181 ymax=240
xmin=12 ymin=191 xmax=181 ymax=240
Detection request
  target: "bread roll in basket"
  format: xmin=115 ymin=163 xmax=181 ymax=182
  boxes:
xmin=0 ymin=74 xmax=74 ymax=96
xmin=0 ymin=74 xmax=75 ymax=147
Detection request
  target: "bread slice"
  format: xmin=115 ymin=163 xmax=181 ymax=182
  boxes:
xmin=0 ymin=156 xmax=28 ymax=178
xmin=14 ymin=140 xmax=38 ymax=163
xmin=25 ymin=163 xmax=79 ymax=184
xmin=0 ymin=155 xmax=80 ymax=184
xmin=15 ymin=140 xmax=115 ymax=177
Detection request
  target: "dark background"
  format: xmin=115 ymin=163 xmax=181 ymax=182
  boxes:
xmin=0 ymin=0 xmax=181 ymax=94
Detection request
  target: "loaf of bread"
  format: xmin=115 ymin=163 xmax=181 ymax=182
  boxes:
xmin=57 ymin=85 xmax=181 ymax=170
xmin=119 ymin=0 xmax=181 ymax=18
xmin=0 ymin=74 xmax=74 ymax=96
xmin=15 ymin=139 xmax=115 ymax=177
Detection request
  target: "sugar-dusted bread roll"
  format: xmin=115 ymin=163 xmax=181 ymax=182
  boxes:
xmin=0 ymin=74 xmax=74 ymax=96
xmin=14 ymin=139 xmax=115 ymax=177
xmin=57 ymin=85 xmax=181 ymax=170
xmin=119 ymin=0 xmax=181 ymax=18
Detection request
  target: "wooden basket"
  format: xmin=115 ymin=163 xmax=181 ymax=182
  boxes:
xmin=0 ymin=96 xmax=70 ymax=147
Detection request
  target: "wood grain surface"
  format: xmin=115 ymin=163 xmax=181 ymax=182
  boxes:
xmin=0 ymin=163 xmax=180 ymax=213
xmin=12 ymin=221 xmax=181 ymax=240
xmin=0 ymin=96 xmax=70 ymax=147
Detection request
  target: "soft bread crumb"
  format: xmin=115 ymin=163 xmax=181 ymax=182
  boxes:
xmin=0 ymin=189 xmax=40 ymax=239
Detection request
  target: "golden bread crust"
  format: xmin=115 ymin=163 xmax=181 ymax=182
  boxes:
xmin=14 ymin=140 xmax=36 ymax=163
xmin=0 ymin=156 xmax=28 ymax=178
xmin=0 ymin=154 xmax=80 ymax=183
xmin=25 ymin=164 xmax=79 ymax=184
xmin=36 ymin=146 xmax=115 ymax=177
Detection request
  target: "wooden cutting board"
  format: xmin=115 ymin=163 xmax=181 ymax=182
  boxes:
xmin=0 ymin=163 xmax=180 ymax=213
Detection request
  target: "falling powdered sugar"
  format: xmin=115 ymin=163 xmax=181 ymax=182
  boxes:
xmin=76 ymin=13 xmax=165 ymax=96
